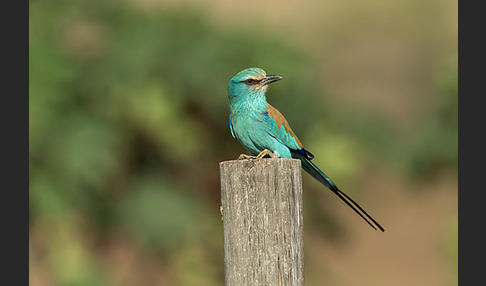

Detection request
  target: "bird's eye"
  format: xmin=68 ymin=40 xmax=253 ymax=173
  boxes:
xmin=245 ymin=79 xmax=255 ymax=85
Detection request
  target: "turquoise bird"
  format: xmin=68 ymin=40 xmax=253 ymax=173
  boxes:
xmin=227 ymin=67 xmax=384 ymax=231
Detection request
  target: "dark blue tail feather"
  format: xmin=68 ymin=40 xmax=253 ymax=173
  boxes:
xmin=294 ymin=152 xmax=385 ymax=232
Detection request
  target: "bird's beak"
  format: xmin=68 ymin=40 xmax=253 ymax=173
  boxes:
xmin=261 ymin=75 xmax=282 ymax=86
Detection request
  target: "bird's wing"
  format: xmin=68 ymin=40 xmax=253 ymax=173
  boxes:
xmin=266 ymin=104 xmax=314 ymax=159
xmin=266 ymin=104 xmax=303 ymax=149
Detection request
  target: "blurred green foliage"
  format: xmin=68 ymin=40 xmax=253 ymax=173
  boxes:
xmin=403 ymin=53 xmax=458 ymax=178
xmin=30 ymin=0 xmax=457 ymax=285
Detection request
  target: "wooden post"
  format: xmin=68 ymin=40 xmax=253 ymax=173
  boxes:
xmin=220 ymin=158 xmax=304 ymax=286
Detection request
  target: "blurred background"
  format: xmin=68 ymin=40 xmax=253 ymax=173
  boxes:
xmin=29 ymin=0 xmax=457 ymax=285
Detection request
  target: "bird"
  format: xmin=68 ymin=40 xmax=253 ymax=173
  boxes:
xmin=227 ymin=67 xmax=384 ymax=232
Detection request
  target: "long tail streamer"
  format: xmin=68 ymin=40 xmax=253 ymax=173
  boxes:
xmin=297 ymin=155 xmax=385 ymax=232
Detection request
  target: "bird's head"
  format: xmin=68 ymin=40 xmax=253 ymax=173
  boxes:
xmin=228 ymin=68 xmax=282 ymax=102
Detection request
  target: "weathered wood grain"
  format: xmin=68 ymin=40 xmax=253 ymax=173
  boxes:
xmin=220 ymin=158 xmax=304 ymax=286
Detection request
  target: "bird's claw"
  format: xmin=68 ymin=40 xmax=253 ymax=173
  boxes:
xmin=237 ymin=149 xmax=278 ymax=160
xmin=237 ymin=154 xmax=257 ymax=160
xmin=256 ymin=149 xmax=279 ymax=159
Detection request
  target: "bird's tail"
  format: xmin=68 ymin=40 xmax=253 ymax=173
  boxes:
xmin=297 ymin=155 xmax=385 ymax=232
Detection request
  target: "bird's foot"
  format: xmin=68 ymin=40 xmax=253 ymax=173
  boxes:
xmin=237 ymin=149 xmax=278 ymax=160
xmin=237 ymin=154 xmax=258 ymax=160
xmin=256 ymin=149 xmax=279 ymax=159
